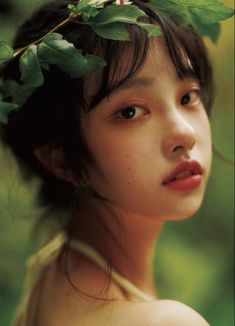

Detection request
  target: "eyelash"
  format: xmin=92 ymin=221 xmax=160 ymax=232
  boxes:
xmin=111 ymin=89 xmax=202 ymax=122
xmin=113 ymin=105 xmax=148 ymax=121
xmin=180 ymin=89 xmax=202 ymax=107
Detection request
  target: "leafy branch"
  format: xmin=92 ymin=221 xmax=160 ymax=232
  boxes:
xmin=147 ymin=0 xmax=234 ymax=42
xmin=0 ymin=0 xmax=234 ymax=124
xmin=13 ymin=14 xmax=80 ymax=59
xmin=0 ymin=0 xmax=162 ymax=124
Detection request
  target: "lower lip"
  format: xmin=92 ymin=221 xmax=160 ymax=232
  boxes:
xmin=164 ymin=174 xmax=202 ymax=191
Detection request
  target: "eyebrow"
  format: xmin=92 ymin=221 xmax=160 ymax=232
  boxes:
xmin=106 ymin=74 xmax=199 ymax=102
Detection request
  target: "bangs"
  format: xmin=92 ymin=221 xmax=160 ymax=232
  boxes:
xmin=84 ymin=4 xmax=213 ymax=113
xmin=83 ymin=24 xmax=150 ymax=109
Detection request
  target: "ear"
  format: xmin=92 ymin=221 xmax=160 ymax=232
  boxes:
xmin=33 ymin=145 xmax=79 ymax=186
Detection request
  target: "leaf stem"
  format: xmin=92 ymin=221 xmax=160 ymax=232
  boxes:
xmin=13 ymin=13 xmax=81 ymax=58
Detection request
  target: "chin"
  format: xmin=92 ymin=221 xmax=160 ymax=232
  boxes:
xmin=162 ymin=200 xmax=204 ymax=221
xmin=165 ymin=212 xmax=197 ymax=221
xmin=162 ymin=188 xmax=206 ymax=221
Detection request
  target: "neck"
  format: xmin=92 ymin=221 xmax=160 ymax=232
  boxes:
xmin=73 ymin=196 xmax=164 ymax=299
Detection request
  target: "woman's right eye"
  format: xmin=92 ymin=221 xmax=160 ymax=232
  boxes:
xmin=114 ymin=105 xmax=148 ymax=121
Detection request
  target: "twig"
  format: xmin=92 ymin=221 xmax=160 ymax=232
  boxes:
xmin=13 ymin=13 xmax=81 ymax=59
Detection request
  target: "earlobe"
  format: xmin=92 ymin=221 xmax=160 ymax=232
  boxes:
xmin=33 ymin=145 xmax=78 ymax=186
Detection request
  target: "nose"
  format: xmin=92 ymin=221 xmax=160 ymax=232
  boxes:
xmin=161 ymin=114 xmax=196 ymax=159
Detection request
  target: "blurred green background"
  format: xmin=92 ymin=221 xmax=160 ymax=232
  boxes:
xmin=0 ymin=1 xmax=234 ymax=325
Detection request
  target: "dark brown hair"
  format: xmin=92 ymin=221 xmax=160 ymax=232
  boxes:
xmin=1 ymin=0 xmax=214 ymax=215
xmin=0 ymin=0 xmax=214 ymax=300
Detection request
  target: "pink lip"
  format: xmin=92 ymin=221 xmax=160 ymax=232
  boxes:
xmin=162 ymin=160 xmax=203 ymax=191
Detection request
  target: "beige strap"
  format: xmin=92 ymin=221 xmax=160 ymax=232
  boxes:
xmin=12 ymin=233 xmax=67 ymax=326
xmin=13 ymin=232 xmax=153 ymax=326
xmin=70 ymin=239 xmax=154 ymax=302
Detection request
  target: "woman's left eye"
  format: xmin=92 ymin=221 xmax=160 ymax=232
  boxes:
xmin=181 ymin=90 xmax=201 ymax=106
xmin=114 ymin=105 xmax=148 ymax=121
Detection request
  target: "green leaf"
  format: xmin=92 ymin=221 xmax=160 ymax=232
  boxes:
xmin=81 ymin=6 xmax=100 ymax=21
xmin=0 ymin=101 xmax=18 ymax=124
xmin=148 ymin=0 xmax=234 ymax=42
xmin=39 ymin=59 xmax=50 ymax=71
xmin=137 ymin=23 xmax=162 ymax=37
xmin=89 ymin=4 xmax=149 ymax=40
xmin=68 ymin=3 xmax=80 ymax=13
xmin=69 ymin=0 xmax=100 ymax=21
xmin=169 ymin=0 xmax=235 ymax=23
xmin=147 ymin=0 xmax=195 ymax=27
xmin=1 ymin=79 xmax=35 ymax=106
xmin=20 ymin=45 xmax=44 ymax=87
xmin=91 ymin=22 xmax=130 ymax=40
xmin=91 ymin=4 xmax=146 ymax=25
xmin=92 ymin=22 xmax=161 ymax=41
xmin=69 ymin=0 xmax=106 ymax=12
xmin=77 ymin=54 xmax=107 ymax=75
xmin=193 ymin=22 xmax=221 ymax=43
xmin=78 ymin=0 xmax=94 ymax=10
xmin=12 ymin=84 xmax=36 ymax=106
xmin=1 ymin=80 xmax=19 ymax=98
xmin=38 ymin=33 xmax=106 ymax=78
xmin=0 ymin=41 xmax=14 ymax=64
xmin=149 ymin=0 xmax=234 ymax=23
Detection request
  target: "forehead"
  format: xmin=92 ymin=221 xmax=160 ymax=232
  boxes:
xmin=84 ymin=38 xmax=168 ymax=103
xmin=83 ymin=36 xmax=192 ymax=108
xmin=134 ymin=39 xmax=178 ymax=80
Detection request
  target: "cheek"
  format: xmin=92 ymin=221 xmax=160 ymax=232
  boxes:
xmin=86 ymin=130 xmax=162 ymax=203
xmin=194 ymin=113 xmax=212 ymax=186
xmin=199 ymin=115 xmax=212 ymax=163
xmin=92 ymin=136 xmax=159 ymax=183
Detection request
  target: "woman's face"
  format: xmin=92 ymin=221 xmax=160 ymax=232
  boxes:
xmin=81 ymin=40 xmax=212 ymax=221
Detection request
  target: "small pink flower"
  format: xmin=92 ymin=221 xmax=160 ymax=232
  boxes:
xmin=115 ymin=0 xmax=132 ymax=5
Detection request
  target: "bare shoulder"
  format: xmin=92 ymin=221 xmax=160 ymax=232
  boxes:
xmin=124 ymin=299 xmax=210 ymax=326
xmin=40 ymin=294 xmax=210 ymax=326
xmin=78 ymin=299 xmax=210 ymax=326
xmin=34 ymin=256 xmax=209 ymax=326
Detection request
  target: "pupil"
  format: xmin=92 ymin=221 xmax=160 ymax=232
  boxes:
xmin=181 ymin=94 xmax=190 ymax=105
xmin=121 ymin=107 xmax=136 ymax=119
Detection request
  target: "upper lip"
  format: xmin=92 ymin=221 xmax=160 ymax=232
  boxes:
xmin=163 ymin=160 xmax=203 ymax=185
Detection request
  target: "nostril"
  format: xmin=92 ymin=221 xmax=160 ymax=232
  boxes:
xmin=172 ymin=145 xmax=184 ymax=153
xmin=162 ymin=128 xmax=196 ymax=159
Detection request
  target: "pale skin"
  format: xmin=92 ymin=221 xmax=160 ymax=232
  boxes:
xmin=33 ymin=39 xmax=212 ymax=325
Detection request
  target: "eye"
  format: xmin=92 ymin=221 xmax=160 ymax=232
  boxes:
xmin=115 ymin=105 xmax=148 ymax=120
xmin=181 ymin=90 xmax=201 ymax=106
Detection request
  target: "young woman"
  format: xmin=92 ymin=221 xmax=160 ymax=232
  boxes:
xmin=0 ymin=0 xmax=233 ymax=325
